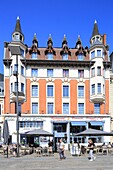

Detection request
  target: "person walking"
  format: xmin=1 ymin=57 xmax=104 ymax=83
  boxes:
xmin=58 ymin=138 xmax=66 ymax=160
xmin=88 ymin=138 xmax=96 ymax=161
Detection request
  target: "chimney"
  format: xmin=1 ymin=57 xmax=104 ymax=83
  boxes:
xmin=103 ymin=34 xmax=106 ymax=46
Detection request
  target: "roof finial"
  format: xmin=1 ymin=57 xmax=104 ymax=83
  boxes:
xmin=94 ymin=20 xmax=97 ymax=24
xmin=17 ymin=16 xmax=20 ymax=20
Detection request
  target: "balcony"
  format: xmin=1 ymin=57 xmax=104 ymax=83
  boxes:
xmin=90 ymin=93 xmax=105 ymax=102
xmin=10 ymin=91 xmax=25 ymax=103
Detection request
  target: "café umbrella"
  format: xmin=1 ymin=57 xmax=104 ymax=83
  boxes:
xmin=3 ymin=120 xmax=10 ymax=158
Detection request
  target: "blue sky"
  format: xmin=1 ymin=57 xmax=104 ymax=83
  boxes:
xmin=0 ymin=0 xmax=113 ymax=73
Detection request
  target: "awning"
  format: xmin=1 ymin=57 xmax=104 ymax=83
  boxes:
xmin=90 ymin=121 xmax=104 ymax=126
xmin=71 ymin=121 xmax=87 ymax=126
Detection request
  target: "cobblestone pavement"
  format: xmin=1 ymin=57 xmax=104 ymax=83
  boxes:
xmin=0 ymin=152 xmax=113 ymax=170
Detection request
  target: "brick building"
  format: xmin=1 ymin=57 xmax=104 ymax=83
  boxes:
xmin=2 ymin=17 xmax=111 ymax=147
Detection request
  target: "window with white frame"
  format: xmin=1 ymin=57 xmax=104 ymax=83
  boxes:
xmin=21 ymin=66 xmax=24 ymax=75
xmin=47 ymin=102 xmax=53 ymax=114
xmin=94 ymin=103 xmax=100 ymax=114
xmin=47 ymin=85 xmax=53 ymax=97
xmin=63 ymin=103 xmax=69 ymax=114
xmin=78 ymin=86 xmax=84 ymax=97
xmin=91 ymin=67 xmax=95 ymax=77
xmin=32 ymin=102 xmax=38 ymax=114
xmin=91 ymin=51 xmax=95 ymax=59
xmin=97 ymin=50 xmax=101 ymax=57
xmin=78 ymin=103 xmax=84 ymax=114
xmin=92 ymin=84 xmax=95 ymax=95
xmin=47 ymin=53 xmax=53 ymax=60
xmin=31 ymin=68 xmax=38 ymax=77
xmin=47 ymin=69 xmax=53 ymax=77
xmin=62 ymin=53 xmax=68 ymax=60
xmin=78 ymin=70 xmax=84 ymax=78
xmin=21 ymin=83 xmax=24 ymax=93
xmin=97 ymin=66 xmax=101 ymax=76
xmin=97 ymin=83 xmax=101 ymax=94
xmin=78 ymin=53 xmax=84 ymax=61
xmin=63 ymin=85 xmax=69 ymax=97
xmin=19 ymin=121 xmax=43 ymax=128
xmin=31 ymin=52 xmax=37 ymax=59
xmin=32 ymin=85 xmax=38 ymax=97
xmin=63 ymin=69 xmax=69 ymax=77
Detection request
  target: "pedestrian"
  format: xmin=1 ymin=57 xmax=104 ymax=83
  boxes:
xmin=88 ymin=138 xmax=96 ymax=161
xmin=58 ymin=138 xmax=66 ymax=160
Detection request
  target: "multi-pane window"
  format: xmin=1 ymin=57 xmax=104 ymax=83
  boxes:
xmin=19 ymin=121 xmax=43 ymax=128
xmin=63 ymin=85 xmax=69 ymax=97
xmin=97 ymin=83 xmax=101 ymax=93
xmin=32 ymin=85 xmax=38 ymax=97
xmin=78 ymin=54 xmax=84 ymax=61
xmin=21 ymin=83 xmax=24 ymax=93
xmin=94 ymin=103 xmax=100 ymax=114
xmin=47 ymin=69 xmax=53 ymax=77
xmin=31 ymin=68 xmax=38 ymax=77
xmin=63 ymin=69 xmax=69 ymax=77
xmin=78 ymin=103 xmax=84 ymax=114
xmin=47 ymin=53 xmax=53 ymax=60
xmin=47 ymin=102 xmax=53 ymax=114
xmin=63 ymin=103 xmax=69 ymax=114
xmin=21 ymin=66 xmax=24 ymax=75
xmin=91 ymin=51 xmax=95 ymax=59
xmin=91 ymin=67 xmax=95 ymax=77
xmin=31 ymin=52 xmax=37 ymax=59
xmin=47 ymin=85 xmax=53 ymax=97
xmin=78 ymin=86 xmax=84 ymax=97
xmin=97 ymin=66 xmax=101 ymax=76
xmin=62 ymin=54 xmax=68 ymax=60
xmin=78 ymin=70 xmax=84 ymax=78
xmin=32 ymin=103 xmax=38 ymax=114
xmin=92 ymin=84 xmax=95 ymax=95
xmin=97 ymin=50 xmax=101 ymax=57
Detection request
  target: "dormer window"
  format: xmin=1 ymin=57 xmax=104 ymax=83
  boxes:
xmin=31 ymin=52 xmax=37 ymax=59
xmin=47 ymin=53 xmax=53 ymax=60
xmin=62 ymin=53 xmax=68 ymax=60
xmin=78 ymin=53 xmax=84 ymax=61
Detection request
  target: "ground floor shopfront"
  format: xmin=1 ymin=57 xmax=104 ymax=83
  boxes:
xmin=1 ymin=115 xmax=111 ymax=148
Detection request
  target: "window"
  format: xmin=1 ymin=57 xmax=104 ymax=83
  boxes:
xmin=19 ymin=121 xmax=43 ymax=128
xmin=21 ymin=83 xmax=24 ymax=93
xmin=21 ymin=66 xmax=24 ymax=75
xmin=97 ymin=66 xmax=101 ymax=76
xmin=62 ymin=54 xmax=68 ymax=60
xmin=63 ymin=69 xmax=69 ymax=77
xmin=94 ymin=103 xmax=100 ymax=114
xmin=47 ymin=103 xmax=53 ymax=114
xmin=31 ymin=52 xmax=37 ymax=59
xmin=47 ymin=69 xmax=53 ymax=77
xmin=78 ymin=86 xmax=84 ymax=97
xmin=14 ymin=64 xmax=18 ymax=72
xmin=97 ymin=83 xmax=101 ymax=94
xmin=47 ymin=85 xmax=53 ymax=97
xmin=78 ymin=103 xmax=84 ymax=114
xmin=92 ymin=84 xmax=95 ymax=95
xmin=91 ymin=67 xmax=95 ymax=77
xmin=32 ymin=103 xmax=38 ymax=114
xmin=78 ymin=53 xmax=84 ymax=61
xmin=15 ymin=82 xmax=18 ymax=92
xmin=91 ymin=51 xmax=95 ymax=59
xmin=63 ymin=103 xmax=69 ymax=114
xmin=31 ymin=68 xmax=38 ymax=77
xmin=78 ymin=70 xmax=84 ymax=78
xmin=32 ymin=85 xmax=38 ymax=97
xmin=11 ymin=83 xmax=13 ymax=92
xmin=63 ymin=85 xmax=69 ymax=97
xmin=97 ymin=50 xmax=101 ymax=57
xmin=47 ymin=53 xmax=53 ymax=60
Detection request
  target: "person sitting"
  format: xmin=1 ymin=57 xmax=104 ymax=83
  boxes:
xmin=12 ymin=144 xmax=17 ymax=156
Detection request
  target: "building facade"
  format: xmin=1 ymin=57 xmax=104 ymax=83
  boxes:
xmin=3 ymin=17 xmax=111 ymax=147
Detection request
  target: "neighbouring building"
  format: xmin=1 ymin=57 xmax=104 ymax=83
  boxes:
xmin=2 ymin=17 xmax=111 ymax=148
